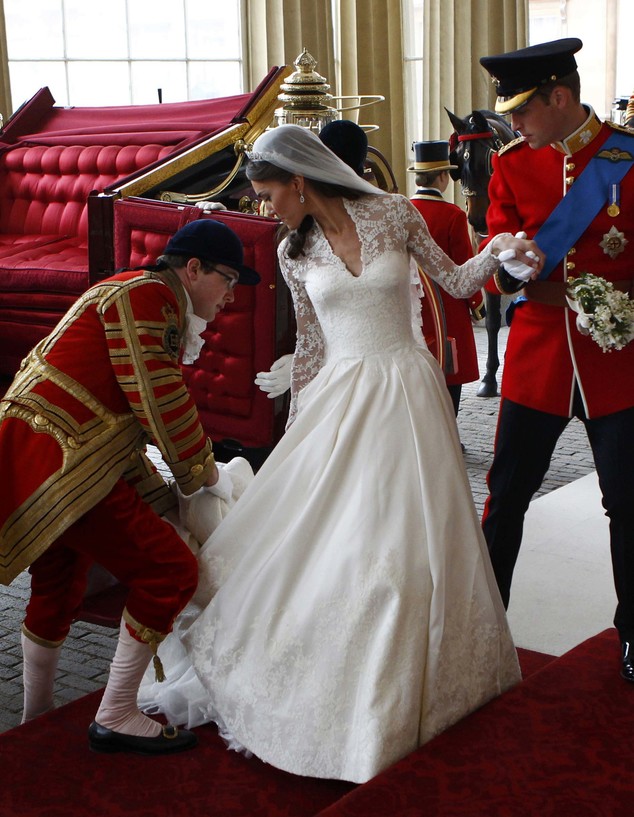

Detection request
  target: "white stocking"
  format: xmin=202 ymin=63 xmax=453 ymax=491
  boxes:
xmin=21 ymin=632 xmax=62 ymax=723
xmin=94 ymin=620 xmax=162 ymax=737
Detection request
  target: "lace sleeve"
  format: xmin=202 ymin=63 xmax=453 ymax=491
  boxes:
xmin=409 ymin=257 xmax=427 ymax=349
xmin=399 ymin=196 xmax=508 ymax=298
xmin=278 ymin=245 xmax=325 ymax=427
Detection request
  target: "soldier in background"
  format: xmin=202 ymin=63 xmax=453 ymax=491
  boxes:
xmin=408 ymin=140 xmax=481 ymax=419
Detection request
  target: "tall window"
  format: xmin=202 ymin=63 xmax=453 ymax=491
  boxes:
xmin=4 ymin=0 xmax=244 ymax=110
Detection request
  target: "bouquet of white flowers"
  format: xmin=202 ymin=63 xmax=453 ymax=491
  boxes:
xmin=566 ymin=273 xmax=634 ymax=353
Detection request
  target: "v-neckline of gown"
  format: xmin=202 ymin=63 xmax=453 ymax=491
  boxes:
xmin=317 ymin=198 xmax=364 ymax=278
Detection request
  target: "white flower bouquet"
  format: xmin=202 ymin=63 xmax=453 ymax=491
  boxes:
xmin=566 ymin=273 xmax=634 ymax=353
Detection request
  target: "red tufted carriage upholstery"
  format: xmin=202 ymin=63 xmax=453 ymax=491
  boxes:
xmin=0 ymin=142 xmax=180 ymax=374
xmin=0 ymin=86 xmax=258 ymax=375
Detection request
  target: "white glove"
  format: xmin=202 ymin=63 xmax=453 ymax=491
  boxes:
xmin=195 ymin=201 xmax=227 ymax=211
xmin=255 ymin=354 xmax=292 ymax=398
xmin=172 ymin=458 xmax=255 ymax=546
xmin=203 ymin=466 xmax=233 ymax=503
xmin=498 ymin=231 xmax=539 ymax=283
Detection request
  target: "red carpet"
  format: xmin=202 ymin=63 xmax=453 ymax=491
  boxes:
xmin=0 ymin=693 xmax=354 ymax=817
xmin=6 ymin=637 xmax=623 ymax=817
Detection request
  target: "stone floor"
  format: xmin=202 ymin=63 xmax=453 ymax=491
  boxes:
xmin=0 ymin=325 xmax=596 ymax=734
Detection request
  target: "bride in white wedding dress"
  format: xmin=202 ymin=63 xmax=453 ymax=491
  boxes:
xmin=139 ymin=124 xmax=545 ymax=784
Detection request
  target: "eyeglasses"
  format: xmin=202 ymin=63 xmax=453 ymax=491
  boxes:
xmin=212 ymin=268 xmax=239 ymax=291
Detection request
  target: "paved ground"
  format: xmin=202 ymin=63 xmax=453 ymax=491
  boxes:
xmin=0 ymin=325 xmax=596 ymax=734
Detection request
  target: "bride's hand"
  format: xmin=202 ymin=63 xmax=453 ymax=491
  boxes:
xmin=491 ymin=231 xmax=545 ymax=282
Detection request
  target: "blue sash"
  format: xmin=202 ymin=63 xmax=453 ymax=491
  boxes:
xmin=507 ymin=129 xmax=634 ymax=324
xmin=535 ymin=131 xmax=634 ymax=278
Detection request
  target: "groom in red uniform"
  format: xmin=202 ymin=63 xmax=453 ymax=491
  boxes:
xmin=0 ymin=218 xmax=259 ymax=752
xmin=480 ymin=38 xmax=634 ymax=681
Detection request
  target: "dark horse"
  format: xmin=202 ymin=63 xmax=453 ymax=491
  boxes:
xmin=446 ymin=108 xmax=516 ymax=397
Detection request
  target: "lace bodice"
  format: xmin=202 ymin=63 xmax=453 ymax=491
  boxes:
xmin=279 ymin=193 xmax=503 ymax=422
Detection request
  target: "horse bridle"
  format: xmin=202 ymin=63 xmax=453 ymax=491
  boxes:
xmin=449 ymin=128 xmax=504 ymax=198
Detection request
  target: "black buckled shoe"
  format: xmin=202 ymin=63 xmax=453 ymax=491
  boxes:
xmin=88 ymin=721 xmax=198 ymax=755
xmin=621 ymin=641 xmax=634 ymax=683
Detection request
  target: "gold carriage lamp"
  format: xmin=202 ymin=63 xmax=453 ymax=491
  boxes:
xmin=273 ymin=48 xmax=385 ymax=140
xmin=274 ymin=48 xmax=338 ymax=130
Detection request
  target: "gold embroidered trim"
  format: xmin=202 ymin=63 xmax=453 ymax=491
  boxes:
xmin=21 ymin=623 xmax=65 ymax=649
xmin=497 ymin=136 xmax=524 ymax=157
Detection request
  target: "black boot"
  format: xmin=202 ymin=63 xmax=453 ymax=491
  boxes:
xmin=620 ymin=641 xmax=634 ymax=683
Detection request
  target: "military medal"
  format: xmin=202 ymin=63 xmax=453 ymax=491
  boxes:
xmin=600 ymin=224 xmax=628 ymax=259
xmin=607 ymin=183 xmax=620 ymax=217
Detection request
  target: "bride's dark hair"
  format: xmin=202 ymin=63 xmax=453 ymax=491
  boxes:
xmin=246 ymin=159 xmax=362 ymax=259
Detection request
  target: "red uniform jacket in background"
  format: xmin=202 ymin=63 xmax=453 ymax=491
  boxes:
xmin=411 ymin=191 xmax=479 ymax=385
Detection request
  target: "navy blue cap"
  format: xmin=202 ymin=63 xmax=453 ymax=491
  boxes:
xmin=319 ymin=120 xmax=368 ymax=177
xmin=164 ymin=219 xmax=260 ymax=285
xmin=480 ymin=37 xmax=583 ymax=114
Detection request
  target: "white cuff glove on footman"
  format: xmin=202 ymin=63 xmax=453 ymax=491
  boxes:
xmin=172 ymin=458 xmax=255 ymax=547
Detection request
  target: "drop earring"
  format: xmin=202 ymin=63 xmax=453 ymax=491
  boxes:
xmin=299 ymin=193 xmax=305 ymax=204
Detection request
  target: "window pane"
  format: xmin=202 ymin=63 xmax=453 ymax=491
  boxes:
xmin=185 ymin=0 xmax=241 ymax=59
xmin=401 ymin=0 xmax=424 ymax=59
xmin=9 ymin=62 xmax=69 ymax=108
xmin=131 ymin=62 xmax=188 ymax=105
xmin=187 ymin=61 xmax=242 ymax=100
xmin=5 ymin=0 xmax=64 ymax=60
xmin=616 ymin=1 xmax=634 ymax=98
xmin=67 ymin=62 xmax=131 ymax=106
xmin=64 ymin=0 xmax=128 ymax=59
xmin=128 ymin=0 xmax=186 ymax=59
xmin=528 ymin=0 xmax=563 ymax=44
xmin=4 ymin=0 xmax=243 ymax=110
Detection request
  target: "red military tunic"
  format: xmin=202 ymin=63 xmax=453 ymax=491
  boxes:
xmin=411 ymin=191 xmax=480 ymax=384
xmin=486 ymin=110 xmax=634 ymax=418
xmin=0 ymin=267 xmax=215 ymax=586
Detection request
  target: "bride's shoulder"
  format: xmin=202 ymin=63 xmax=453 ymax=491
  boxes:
xmin=353 ymin=191 xmax=406 ymax=216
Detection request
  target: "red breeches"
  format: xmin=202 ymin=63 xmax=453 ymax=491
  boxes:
xmin=24 ymin=478 xmax=198 ymax=643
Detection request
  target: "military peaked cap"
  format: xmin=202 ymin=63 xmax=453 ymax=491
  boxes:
xmin=480 ymin=37 xmax=583 ymax=114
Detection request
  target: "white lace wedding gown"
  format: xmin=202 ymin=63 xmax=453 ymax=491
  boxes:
xmin=139 ymin=194 xmax=521 ymax=784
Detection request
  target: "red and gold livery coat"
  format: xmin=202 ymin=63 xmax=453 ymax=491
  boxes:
xmin=0 ymin=267 xmax=214 ymax=584
xmin=411 ymin=192 xmax=480 ymax=384
xmin=485 ymin=112 xmax=634 ymax=418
